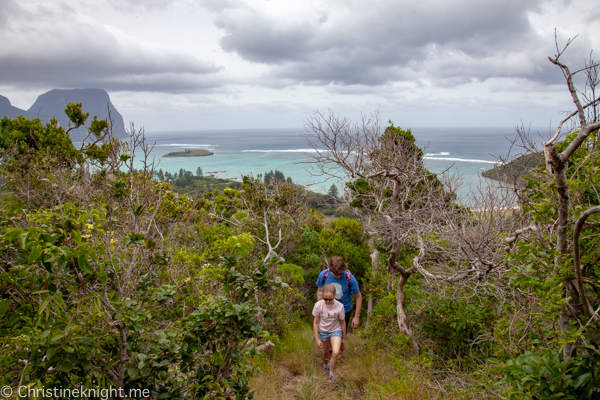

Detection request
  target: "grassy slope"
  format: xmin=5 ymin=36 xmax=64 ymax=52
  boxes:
xmin=251 ymin=323 xmax=442 ymax=400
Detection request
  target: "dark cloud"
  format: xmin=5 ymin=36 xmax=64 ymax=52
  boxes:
xmin=0 ymin=1 xmax=223 ymax=93
xmin=206 ymin=0 xmax=589 ymax=87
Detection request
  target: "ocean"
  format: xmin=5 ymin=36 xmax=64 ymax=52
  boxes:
xmin=142 ymin=126 xmax=529 ymax=198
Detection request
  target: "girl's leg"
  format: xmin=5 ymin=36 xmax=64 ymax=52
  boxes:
xmin=321 ymin=340 xmax=331 ymax=366
xmin=328 ymin=336 xmax=342 ymax=373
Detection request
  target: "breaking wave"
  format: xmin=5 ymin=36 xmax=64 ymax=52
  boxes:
xmin=241 ymin=149 xmax=320 ymax=153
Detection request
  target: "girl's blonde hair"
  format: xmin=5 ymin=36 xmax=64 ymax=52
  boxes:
xmin=321 ymin=284 xmax=336 ymax=296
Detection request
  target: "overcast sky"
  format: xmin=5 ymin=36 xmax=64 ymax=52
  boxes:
xmin=1 ymin=0 xmax=598 ymax=131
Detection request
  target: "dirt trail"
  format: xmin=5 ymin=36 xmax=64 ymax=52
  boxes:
xmin=249 ymin=323 xmax=438 ymax=400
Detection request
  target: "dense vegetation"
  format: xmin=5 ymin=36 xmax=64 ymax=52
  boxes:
xmin=0 ymin=107 xmax=370 ymax=398
xmin=1 ymin=43 xmax=599 ymax=399
xmin=159 ymin=167 xmax=352 ymax=219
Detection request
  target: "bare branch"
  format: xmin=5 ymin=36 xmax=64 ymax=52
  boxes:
xmin=572 ymin=205 xmax=600 ymax=319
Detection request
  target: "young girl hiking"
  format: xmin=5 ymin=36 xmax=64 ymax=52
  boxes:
xmin=312 ymin=284 xmax=346 ymax=383
xmin=316 ymin=256 xmax=362 ymax=332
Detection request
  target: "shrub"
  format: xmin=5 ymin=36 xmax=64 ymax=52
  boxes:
xmin=418 ymin=296 xmax=496 ymax=363
xmin=499 ymin=347 xmax=600 ymax=399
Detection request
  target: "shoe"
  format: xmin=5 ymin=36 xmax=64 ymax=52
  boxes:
xmin=329 ymin=373 xmax=337 ymax=384
xmin=324 ymin=363 xmax=330 ymax=373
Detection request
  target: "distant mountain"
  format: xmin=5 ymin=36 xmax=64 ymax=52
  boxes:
xmin=27 ymin=89 xmax=127 ymax=139
xmin=0 ymin=95 xmax=37 ymax=120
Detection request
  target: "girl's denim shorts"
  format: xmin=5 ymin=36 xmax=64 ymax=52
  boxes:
xmin=318 ymin=329 xmax=343 ymax=341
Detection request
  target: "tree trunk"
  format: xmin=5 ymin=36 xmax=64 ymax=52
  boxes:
xmin=366 ymin=297 xmax=374 ymax=329
xmin=559 ymin=279 xmax=582 ymax=360
xmin=370 ymin=248 xmax=380 ymax=272
xmin=553 ymin=159 xmax=582 ymax=359
xmin=396 ymin=273 xmax=420 ymax=356
xmin=554 ymin=162 xmax=570 ymax=255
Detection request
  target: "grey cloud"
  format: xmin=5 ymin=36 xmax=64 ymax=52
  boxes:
xmin=324 ymin=84 xmax=408 ymax=96
xmin=207 ymin=0 xmax=586 ymax=87
xmin=106 ymin=0 xmax=183 ymax=12
xmin=0 ymin=1 xmax=223 ymax=93
xmin=584 ymin=5 xmax=600 ymax=22
xmin=199 ymin=0 xmax=244 ymax=12
xmin=0 ymin=0 xmax=17 ymax=29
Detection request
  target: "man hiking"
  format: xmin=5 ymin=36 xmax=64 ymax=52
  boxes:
xmin=316 ymin=256 xmax=362 ymax=334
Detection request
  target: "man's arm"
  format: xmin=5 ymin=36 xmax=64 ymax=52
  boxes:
xmin=316 ymin=286 xmax=323 ymax=301
xmin=315 ymin=270 xmax=325 ymax=301
xmin=352 ymin=292 xmax=362 ymax=329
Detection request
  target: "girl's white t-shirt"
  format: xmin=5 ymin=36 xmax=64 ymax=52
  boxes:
xmin=312 ymin=299 xmax=345 ymax=333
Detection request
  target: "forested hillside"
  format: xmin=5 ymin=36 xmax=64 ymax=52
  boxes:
xmin=0 ymin=41 xmax=599 ymax=400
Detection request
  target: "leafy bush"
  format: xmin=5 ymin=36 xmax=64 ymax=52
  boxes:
xmin=418 ymin=296 xmax=496 ymax=362
xmin=499 ymin=347 xmax=600 ymax=399
xmin=276 ymin=263 xmax=305 ymax=286
xmin=319 ymin=217 xmax=371 ymax=281
xmin=362 ymin=294 xmax=411 ymax=353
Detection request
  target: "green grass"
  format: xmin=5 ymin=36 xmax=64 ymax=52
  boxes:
xmin=250 ymin=323 xmax=443 ymax=400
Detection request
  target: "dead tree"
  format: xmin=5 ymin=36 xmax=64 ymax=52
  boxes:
xmin=533 ymin=35 xmax=600 ymax=359
xmin=305 ymin=112 xmax=520 ymax=356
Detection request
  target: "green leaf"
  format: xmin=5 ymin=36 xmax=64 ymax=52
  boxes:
xmin=71 ymin=230 xmax=82 ymax=246
xmin=573 ymin=372 xmax=591 ymax=389
xmin=51 ymin=321 xmax=67 ymax=330
xmin=5 ymin=227 xmax=23 ymax=242
xmin=0 ymin=299 xmax=10 ymax=315
xmin=57 ymin=361 xmax=74 ymax=372
xmin=78 ymin=254 xmax=93 ymax=274
xmin=97 ymin=272 xmax=107 ymax=286
xmin=28 ymin=245 xmax=43 ymax=264
xmin=62 ymin=344 xmax=75 ymax=353
xmin=127 ymin=368 xmax=140 ymax=379
xmin=43 ymin=249 xmax=59 ymax=263
xmin=46 ymin=346 xmax=57 ymax=361
xmin=37 ymin=296 xmax=52 ymax=315
xmin=50 ymin=332 xmax=65 ymax=342
xmin=19 ymin=232 xmax=28 ymax=249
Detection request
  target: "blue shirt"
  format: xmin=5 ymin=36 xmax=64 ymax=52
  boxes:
xmin=316 ymin=270 xmax=360 ymax=313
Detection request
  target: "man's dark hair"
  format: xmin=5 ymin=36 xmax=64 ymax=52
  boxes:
xmin=328 ymin=256 xmax=346 ymax=274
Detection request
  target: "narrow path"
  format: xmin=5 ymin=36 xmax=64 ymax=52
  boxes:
xmin=250 ymin=323 xmax=441 ymax=400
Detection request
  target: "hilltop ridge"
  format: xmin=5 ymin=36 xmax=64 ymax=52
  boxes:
xmin=1 ymin=89 xmax=128 ymax=140
xmin=0 ymin=95 xmax=36 ymax=120
xmin=481 ymin=152 xmax=544 ymax=184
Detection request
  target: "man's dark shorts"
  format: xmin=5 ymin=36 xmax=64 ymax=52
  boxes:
xmin=344 ymin=310 xmax=352 ymax=330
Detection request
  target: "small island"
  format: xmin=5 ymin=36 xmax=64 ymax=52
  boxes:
xmin=163 ymin=149 xmax=214 ymax=157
